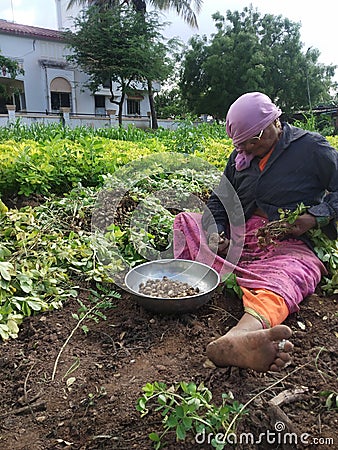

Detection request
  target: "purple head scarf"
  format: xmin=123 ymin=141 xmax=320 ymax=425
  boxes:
xmin=226 ymin=92 xmax=282 ymax=170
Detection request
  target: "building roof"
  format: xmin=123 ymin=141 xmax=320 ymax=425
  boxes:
xmin=0 ymin=19 xmax=63 ymax=41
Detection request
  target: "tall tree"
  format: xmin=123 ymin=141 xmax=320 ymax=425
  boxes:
xmin=179 ymin=6 xmax=337 ymax=119
xmin=67 ymin=0 xmax=202 ymax=27
xmin=67 ymin=0 xmax=202 ymax=127
xmin=64 ymin=5 xmax=171 ymax=126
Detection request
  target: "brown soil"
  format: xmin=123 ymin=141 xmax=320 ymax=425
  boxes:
xmin=0 ymin=284 xmax=337 ymax=450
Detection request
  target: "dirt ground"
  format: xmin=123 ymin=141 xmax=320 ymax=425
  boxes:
xmin=0 ymin=281 xmax=337 ymax=450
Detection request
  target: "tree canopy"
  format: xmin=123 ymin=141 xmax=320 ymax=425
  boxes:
xmin=64 ymin=5 xmax=172 ymax=125
xmin=179 ymin=6 xmax=337 ymax=119
xmin=67 ymin=0 xmax=203 ymax=27
xmin=66 ymin=0 xmax=202 ymax=127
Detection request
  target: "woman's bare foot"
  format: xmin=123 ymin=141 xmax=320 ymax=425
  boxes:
xmin=206 ymin=324 xmax=293 ymax=372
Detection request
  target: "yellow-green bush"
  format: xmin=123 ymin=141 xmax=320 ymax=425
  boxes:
xmin=193 ymin=138 xmax=233 ymax=169
xmin=0 ymin=137 xmax=168 ymax=196
xmin=327 ymin=136 xmax=338 ymax=150
xmin=0 ymin=124 xmax=336 ymax=198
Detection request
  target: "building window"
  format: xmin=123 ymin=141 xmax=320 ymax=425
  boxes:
xmin=50 ymin=77 xmax=72 ymax=112
xmin=127 ymin=99 xmax=140 ymax=115
xmin=94 ymin=95 xmax=106 ymax=115
xmin=51 ymin=92 xmax=71 ymax=110
xmin=0 ymin=78 xmax=25 ymax=113
xmin=14 ymin=92 xmax=26 ymax=111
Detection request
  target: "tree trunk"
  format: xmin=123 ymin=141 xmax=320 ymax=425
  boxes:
xmin=110 ymin=78 xmax=123 ymax=127
xmin=118 ymin=92 xmax=125 ymax=127
xmin=147 ymin=79 xmax=158 ymax=130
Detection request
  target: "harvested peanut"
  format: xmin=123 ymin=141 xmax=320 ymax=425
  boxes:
xmin=138 ymin=276 xmax=201 ymax=298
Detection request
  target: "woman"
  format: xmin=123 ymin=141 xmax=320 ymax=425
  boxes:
xmin=173 ymin=92 xmax=338 ymax=372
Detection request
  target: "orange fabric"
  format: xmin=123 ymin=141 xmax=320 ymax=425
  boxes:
xmin=241 ymin=287 xmax=289 ymax=328
xmin=258 ymin=146 xmax=275 ymax=171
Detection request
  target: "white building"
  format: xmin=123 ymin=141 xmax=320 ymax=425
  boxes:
xmin=0 ymin=1 xmax=159 ymax=124
xmin=55 ymin=0 xmax=81 ymax=31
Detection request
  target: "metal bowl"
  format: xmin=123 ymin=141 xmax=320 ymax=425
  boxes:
xmin=124 ymin=259 xmax=220 ymax=314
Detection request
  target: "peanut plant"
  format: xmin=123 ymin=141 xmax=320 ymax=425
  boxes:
xmin=136 ymin=381 xmax=247 ymax=450
xmin=256 ymin=203 xmax=338 ymax=294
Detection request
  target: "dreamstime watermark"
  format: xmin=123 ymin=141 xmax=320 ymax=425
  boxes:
xmin=195 ymin=421 xmax=335 ymax=447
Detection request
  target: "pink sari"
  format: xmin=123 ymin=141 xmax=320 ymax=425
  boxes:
xmin=173 ymin=212 xmax=326 ymax=314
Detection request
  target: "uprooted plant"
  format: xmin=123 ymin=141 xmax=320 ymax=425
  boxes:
xmin=256 ymin=203 xmax=338 ymax=294
xmin=136 ymin=381 xmax=247 ymax=450
xmin=256 ymin=204 xmax=308 ymax=248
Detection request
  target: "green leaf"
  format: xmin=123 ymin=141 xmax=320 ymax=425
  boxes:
xmin=158 ymin=394 xmax=167 ymax=405
xmin=187 ymin=397 xmax=201 ymax=410
xmin=26 ymin=300 xmax=43 ymax=311
xmin=0 ymin=262 xmax=14 ymax=281
xmin=176 ymin=423 xmax=186 ymax=440
xmin=81 ymin=324 xmax=89 ymax=334
xmin=18 ymin=275 xmax=33 ymax=293
xmin=186 ymin=382 xmax=197 ymax=394
xmin=137 ymin=397 xmax=147 ymax=411
xmin=166 ymin=414 xmax=178 ymax=428
xmin=0 ymin=324 xmax=10 ymax=340
xmin=175 ymin=405 xmax=185 ymax=418
xmin=142 ymin=382 xmax=156 ymax=395
xmin=149 ymin=432 xmax=160 ymax=442
xmin=182 ymin=417 xmax=193 ymax=430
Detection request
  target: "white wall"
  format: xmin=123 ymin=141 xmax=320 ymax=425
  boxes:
xmin=0 ymin=28 xmax=154 ymax=116
xmin=1 ymin=33 xmax=44 ymax=112
xmin=1 ymin=32 xmax=73 ymax=112
xmin=0 ymin=108 xmax=190 ymax=130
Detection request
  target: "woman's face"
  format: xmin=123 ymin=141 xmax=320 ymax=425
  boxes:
xmin=237 ymin=122 xmax=282 ymax=158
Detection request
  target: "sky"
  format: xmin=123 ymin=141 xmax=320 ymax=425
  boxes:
xmin=0 ymin=0 xmax=337 ymax=76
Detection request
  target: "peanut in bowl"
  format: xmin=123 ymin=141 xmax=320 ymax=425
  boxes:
xmin=124 ymin=259 xmax=220 ymax=314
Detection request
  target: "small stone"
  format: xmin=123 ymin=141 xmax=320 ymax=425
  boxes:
xmin=203 ymin=358 xmax=216 ymax=369
xmin=36 ymin=416 xmax=46 ymax=423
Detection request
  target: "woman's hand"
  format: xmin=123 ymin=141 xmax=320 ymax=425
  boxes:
xmin=208 ymin=232 xmax=230 ymax=257
xmin=287 ymin=213 xmax=317 ymax=236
